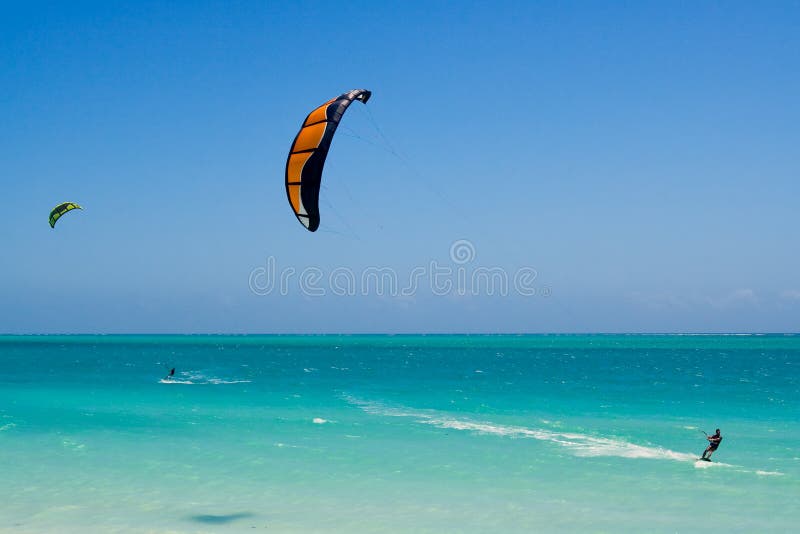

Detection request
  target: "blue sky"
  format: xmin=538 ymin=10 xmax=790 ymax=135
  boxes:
xmin=1 ymin=1 xmax=798 ymax=333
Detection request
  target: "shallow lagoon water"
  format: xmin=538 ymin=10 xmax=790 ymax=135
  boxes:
xmin=1 ymin=335 xmax=798 ymax=532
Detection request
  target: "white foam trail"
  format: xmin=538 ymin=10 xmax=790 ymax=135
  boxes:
xmin=313 ymin=418 xmax=328 ymax=424
xmin=422 ymin=417 xmax=698 ymax=462
xmin=207 ymin=378 xmax=251 ymax=384
xmin=159 ymin=372 xmax=251 ymax=385
xmin=344 ymin=396 xmax=791 ymax=477
xmin=343 ymin=395 xmax=698 ymax=463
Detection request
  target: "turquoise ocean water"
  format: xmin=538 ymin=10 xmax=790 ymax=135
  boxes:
xmin=1 ymin=335 xmax=798 ymax=532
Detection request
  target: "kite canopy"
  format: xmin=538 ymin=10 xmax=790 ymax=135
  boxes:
xmin=285 ymin=89 xmax=371 ymax=232
xmin=49 ymin=202 xmax=82 ymax=228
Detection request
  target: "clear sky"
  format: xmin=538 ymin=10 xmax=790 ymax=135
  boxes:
xmin=2 ymin=1 xmax=798 ymax=333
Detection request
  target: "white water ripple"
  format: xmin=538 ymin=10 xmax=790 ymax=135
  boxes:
xmin=159 ymin=371 xmax=251 ymax=385
xmin=342 ymin=395 xmax=782 ymax=476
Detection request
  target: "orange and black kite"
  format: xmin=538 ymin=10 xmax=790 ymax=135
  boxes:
xmin=285 ymin=89 xmax=372 ymax=231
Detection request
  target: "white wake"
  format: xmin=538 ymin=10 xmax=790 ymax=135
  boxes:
xmin=343 ymin=395 xmax=717 ymax=466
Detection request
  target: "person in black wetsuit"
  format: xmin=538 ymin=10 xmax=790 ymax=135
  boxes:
xmin=701 ymin=428 xmax=722 ymax=460
xmin=164 ymin=368 xmax=175 ymax=380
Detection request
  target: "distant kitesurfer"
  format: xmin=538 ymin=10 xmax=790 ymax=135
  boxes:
xmin=701 ymin=428 xmax=722 ymax=460
xmin=165 ymin=368 xmax=175 ymax=380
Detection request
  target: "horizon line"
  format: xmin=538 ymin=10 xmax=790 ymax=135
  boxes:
xmin=1 ymin=332 xmax=798 ymax=336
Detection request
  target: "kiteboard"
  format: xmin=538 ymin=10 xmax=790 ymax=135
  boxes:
xmin=698 ymin=457 xmax=711 ymax=462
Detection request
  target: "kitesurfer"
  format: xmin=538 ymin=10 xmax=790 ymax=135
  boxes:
xmin=701 ymin=428 xmax=722 ymax=460
xmin=164 ymin=368 xmax=175 ymax=380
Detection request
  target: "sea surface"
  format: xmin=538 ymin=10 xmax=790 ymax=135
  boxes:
xmin=1 ymin=335 xmax=798 ymax=532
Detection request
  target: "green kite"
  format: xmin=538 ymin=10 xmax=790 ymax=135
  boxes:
xmin=49 ymin=202 xmax=82 ymax=228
